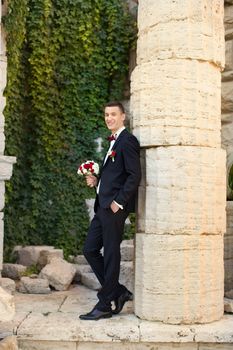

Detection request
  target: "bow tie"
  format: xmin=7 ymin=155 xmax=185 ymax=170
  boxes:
xmin=107 ymin=134 xmax=116 ymax=142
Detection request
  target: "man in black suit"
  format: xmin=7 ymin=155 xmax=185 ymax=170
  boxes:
xmin=79 ymin=101 xmax=141 ymax=320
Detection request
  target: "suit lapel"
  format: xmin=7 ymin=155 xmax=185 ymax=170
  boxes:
xmin=101 ymin=129 xmax=127 ymax=170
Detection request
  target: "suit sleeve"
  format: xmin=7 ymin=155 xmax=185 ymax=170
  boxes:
xmin=114 ymin=135 xmax=141 ymax=207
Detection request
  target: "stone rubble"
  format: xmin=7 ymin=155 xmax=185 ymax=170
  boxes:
xmin=37 ymin=249 xmax=63 ymax=269
xmin=15 ymin=246 xmax=54 ymax=267
xmin=17 ymin=277 xmax=51 ymax=294
xmin=2 ymin=264 xmax=27 ymax=280
xmin=39 ymin=257 xmax=76 ymax=291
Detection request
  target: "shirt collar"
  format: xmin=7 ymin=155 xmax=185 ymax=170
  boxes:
xmin=114 ymin=126 xmax=125 ymax=139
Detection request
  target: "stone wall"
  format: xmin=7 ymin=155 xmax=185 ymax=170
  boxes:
xmin=132 ymin=0 xmax=226 ymax=324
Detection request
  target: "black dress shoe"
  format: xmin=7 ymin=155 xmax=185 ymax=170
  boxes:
xmin=79 ymin=307 xmax=112 ymax=321
xmin=112 ymin=290 xmax=133 ymax=314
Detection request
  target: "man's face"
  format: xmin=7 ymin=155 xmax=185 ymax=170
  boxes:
xmin=104 ymin=106 xmax=125 ymax=134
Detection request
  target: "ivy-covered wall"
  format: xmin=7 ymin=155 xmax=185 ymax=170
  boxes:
xmin=3 ymin=0 xmax=135 ymax=260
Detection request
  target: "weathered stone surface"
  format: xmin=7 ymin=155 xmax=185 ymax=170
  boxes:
xmin=6 ymin=284 xmax=233 ymax=348
xmin=120 ymin=262 xmax=133 ymax=293
xmin=137 ymin=0 xmax=224 ymax=67
xmin=222 ymin=81 xmax=233 ymax=113
xmin=225 ymin=289 xmax=233 ymax=299
xmin=224 ymin=201 xmax=233 ymax=292
xmin=131 ymin=60 xmax=222 ymax=147
xmin=137 ymin=147 xmax=226 ymax=235
xmin=0 ymin=181 xmax=5 ymax=212
xmin=121 ymin=240 xmax=134 ymax=261
xmin=0 ymin=212 xmax=3 ymax=271
xmin=225 ymin=39 xmax=233 ymax=72
xmin=221 ymin=114 xmax=233 ymax=150
xmin=134 ymin=233 xmax=224 ymax=324
xmin=0 ymin=286 xmax=15 ymax=322
xmin=0 ymin=336 xmax=18 ymax=350
xmin=17 ymin=277 xmax=51 ymax=294
xmin=72 ymin=264 xmax=92 ymax=283
xmin=37 ymin=249 xmax=63 ymax=269
xmin=85 ymin=198 xmax=95 ymax=221
xmin=17 ymin=340 xmax=76 ymax=350
xmin=17 ymin=312 xmax=140 ymax=343
xmin=15 ymin=292 xmax=65 ymax=314
xmin=81 ymin=272 xmax=101 ymax=291
xmin=225 ymin=5 xmax=233 ymax=39
xmin=16 ymin=246 xmax=54 ymax=267
xmin=39 ymin=258 xmax=76 ymax=291
xmin=0 ymin=278 xmax=16 ymax=295
xmin=224 ymin=298 xmax=233 ymax=313
xmin=0 ymin=156 xmax=16 ymax=181
xmin=73 ymin=255 xmax=88 ymax=265
xmin=2 ymin=264 xmax=27 ymax=280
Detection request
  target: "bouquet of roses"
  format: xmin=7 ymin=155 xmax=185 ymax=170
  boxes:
xmin=77 ymin=160 xmax=99 ymax=176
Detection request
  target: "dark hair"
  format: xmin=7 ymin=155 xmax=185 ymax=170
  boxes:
xmin=104 ymin=101 xmax=125 ymax=114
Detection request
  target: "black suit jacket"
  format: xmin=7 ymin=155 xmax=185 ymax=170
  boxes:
xmin=95 ymin=129 xmax=141 ymax=213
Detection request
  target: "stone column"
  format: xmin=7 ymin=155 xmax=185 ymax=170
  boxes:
xmin=222 ymin=1 xmax=233 ymax=293
xmin=131 ymin=0 xmax=226 ymax=324
xmin=0 ymin=1 xmax=16 ymax=322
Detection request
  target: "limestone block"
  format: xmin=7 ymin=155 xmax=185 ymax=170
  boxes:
xmin=37 ymin=249 xmax=63 ymax=269
xmin=0 ymin=286 xmax=15 ymax=322
xmin=137 ymin=0 xmax=224 ymax=67
xmin=17 ymin=340 xmax=75 ymax=350
xmin=0 ymin=212 xmax=3 ymax=271
xmin=121 ymin=240 xmax=134 ymax=261
xmin=0 ymin=131 xmax=5 ymax=155
xmin=134 ymin=233 xmax=224 ymax=324
xmin=73 ymin=255 xmax=88 ymax=265
xmin=2 ymin=264 xmax=27 ymax=280
xmin=39 ymin=258 xmax=76 ymax=291
xmin=224 ymin=298 xmax=233 ymax=313
xmin=17 ymin=277 xmax=51 ymax=294
xmin=0 ymin=155 xmax=16 ymax=181
xmin=137 ymin=147 xmax=226 ymax=235
xmin=0 ymin=97 xmax=6 ymax=118
xmin=120 ymin=261 xmax=134 ymax=292
xmin=0 ymin=26 xmax=7 ymax=57
xmin=0 ymin=278 xmax=16 ymax=295
xmin=85 ymin=198 xmax=95 ymax=221
xmin=81 ymin=272 xmax=101 ymax=290
xmin=131 ymin=60 xmax=222 ymax=147
xmin=225 ymin=39 xmax=233 ymax=72
xmin=224 ymin=201 xmax=233 ymax=292
xmin=0 ymin=181 xmax=5 ymax=211
xmin=0 ymin=336 xmax=18 ymax=350
xmin=137 ymin=0 xmax=224 ymax=66
xmin=222 ymin=81 xmax=233 ymax=113
xmin=72 ymin=264 xmax=92 ymax=283
xmin=0 ymin=59 xmax=7 ymax=93
xmin=221 ymin=114 xmax=233 ymax=151
xmin=16 ymin=246 xmax=54 ymax=266
xmin=225 ymin=5 xmax=233 ymax=39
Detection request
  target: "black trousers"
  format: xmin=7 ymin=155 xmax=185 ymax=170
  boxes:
xmin=83 ymin=205 xmax=129 ymax=311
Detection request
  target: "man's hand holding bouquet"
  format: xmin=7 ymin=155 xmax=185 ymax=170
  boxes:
xmin=77 ymin=160 xmax=99 ymax=188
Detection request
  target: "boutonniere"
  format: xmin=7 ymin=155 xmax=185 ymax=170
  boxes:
xmin=108 ymin=150 xmax=116 ymax=162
